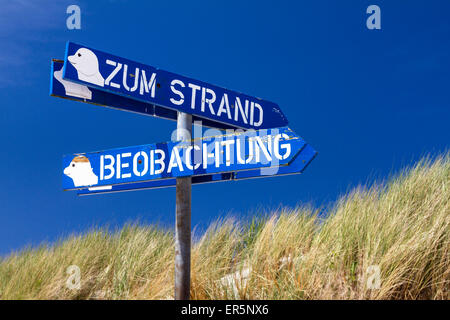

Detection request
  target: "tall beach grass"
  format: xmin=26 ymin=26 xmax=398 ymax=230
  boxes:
xmin=0 ymin=154 xmax=448 ymax=299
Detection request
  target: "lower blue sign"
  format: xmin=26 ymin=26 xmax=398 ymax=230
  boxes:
xmin=62 ymin=127 xmax=312 ymax=191
xmin=77 ymin=144 xmax=317 ymax=195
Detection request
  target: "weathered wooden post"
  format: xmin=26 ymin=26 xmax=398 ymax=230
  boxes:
xmin=174 ymin=111 xmax=192 ymax=300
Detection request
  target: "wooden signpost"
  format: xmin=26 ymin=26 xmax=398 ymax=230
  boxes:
xmin=51 ymin=42 xmax=317 ymax=299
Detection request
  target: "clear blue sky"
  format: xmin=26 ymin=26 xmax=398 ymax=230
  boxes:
xmin=0 ymin=0 xmax=448 ymax=255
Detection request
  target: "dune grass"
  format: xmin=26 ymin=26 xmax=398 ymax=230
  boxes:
xmin=0 ymin=154 xmax=448 ymax=299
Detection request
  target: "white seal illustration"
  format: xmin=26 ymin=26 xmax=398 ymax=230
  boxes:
xmin=54 ymin=68 xmax=92 ymax=100
xmin=68 ymin=48 xmax=105 ymax=87
xmin=64 ymin=155 xmax=99 ymax=187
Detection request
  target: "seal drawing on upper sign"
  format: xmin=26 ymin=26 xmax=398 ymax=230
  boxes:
xmin=54 ymin=67 xmax=92 ymax=100
xmin=64 ymin=155 xmax=99 ymax=187
xmin=68 ymin=48 xmax=105 ymax=87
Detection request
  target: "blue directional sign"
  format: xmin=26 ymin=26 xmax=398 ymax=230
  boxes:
xmin=77 ymin=144 xmax=317 ymax=195
xmin=50 ymin=60 xmax=236 ymax=130
xmin=63 ymin=127 xmax=309 ymax=191
xmin=62 ymin=42 xmax=289 ymax=130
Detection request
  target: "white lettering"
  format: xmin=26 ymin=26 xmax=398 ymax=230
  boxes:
xmin=153 ymin=149 xmax=165 ymax=175
xmin=254 ymin=137 xmax=272 ymax=163
xmin=202 ymin=142 xmax=220 ymax=168
xmin=101 ymin=154 xmax=115 ymax=180
xmin=236 ymin=137 xmax=253 ymax=164
xmin=139 ymin=70 xmax=157 ymax=97
xmin=170 ymin=79 xmax=185 ymax=105
xmin=188 ymin=83 xmax=201 ymax=109
xmin=234 ymin=97 xmax=248 ymax=124
xmin=105 ymin=60 xmax=122 ymax=88
xmin=133 ymin=151 xmax=149 ymax=177
xmin=201 ymin=87 xmax=216 ymax=115
xmin=251 ymin=102 xmax=263 ymax=127
xmin=274 ymin=134 xmax=291 ymax=160
xmin=186 ymin=145 xmax=201 ymax=170
xmin=217 ymin=93 xmax=232 ymax=119
xmin=120 ymin=152 xmax=132 ymax=178
xmin=122 ymin=65 xmax=139 ymax=92
xmin=167 ymin=147 xmax=184 ymax=173
xmin=221 ymin=139 xmax=235 ymax=166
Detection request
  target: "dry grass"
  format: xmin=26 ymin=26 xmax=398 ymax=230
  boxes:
xmin=0 ymin=154 xmax=448 ymax=299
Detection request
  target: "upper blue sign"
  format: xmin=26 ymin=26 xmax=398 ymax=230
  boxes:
xmin=62 ymin=127 xmax=306 ymax=191
xmin=62 ymin=42 xmax=288 ymax=130
xmin=50 ymin=60 xmax=236 ymax=130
